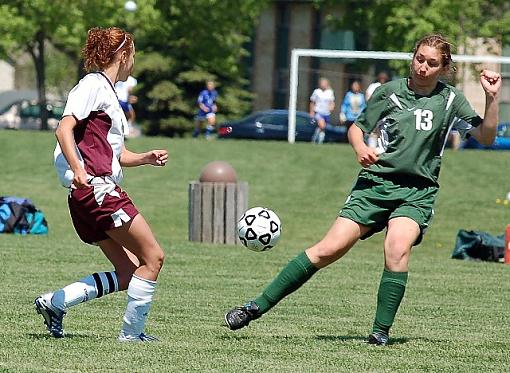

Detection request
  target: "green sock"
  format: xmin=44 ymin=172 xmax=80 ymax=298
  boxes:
xmin=372 ymin=269 xmax=408 ymax=335
xmin=254 ymin=251 xmax=318 ymax=314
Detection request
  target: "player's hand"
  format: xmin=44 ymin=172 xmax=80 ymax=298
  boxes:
xmin=355 ymin=144 xmax=379 ymax=168
xmin=146 ymin=150 xmax=168 ymax=166
xmin=72 ymin=168 xmax=91 ymax=189
xmin=339 ymin=112 xmax=347 ymax=125
xmin=480 ymin=69 xmax=501 ymax=98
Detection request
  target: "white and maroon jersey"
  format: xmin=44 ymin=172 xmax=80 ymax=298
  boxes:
xmin=54 ymin=72 xmax=128 ymax=188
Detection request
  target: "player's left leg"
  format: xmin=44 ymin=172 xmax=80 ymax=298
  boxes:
xmin=369 ymin=216 xmax=419 ymax=345
xmin=205 ymin=114 xmax=216 ymax=139
xmin=106 ymin=214 xmax=165 ymax=342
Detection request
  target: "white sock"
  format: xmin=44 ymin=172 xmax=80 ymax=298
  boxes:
xmin=119 ymin=275 xmax=157 ymax=338
xmin=48 ymin=271 xmax=119 ymax=311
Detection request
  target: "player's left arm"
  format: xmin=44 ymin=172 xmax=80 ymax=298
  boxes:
xmin=469 ymin=69 xmax=501 ymax=145
xmin=120 ymin=145 xmax=168 ymax=167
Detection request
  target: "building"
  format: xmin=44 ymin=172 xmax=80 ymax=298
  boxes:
xmin=250 ymin=0 xmax=368 ymax=122
xmin=0 ymin=60 xmax=15 ymax=92
xmin=249 ymin=1 xmax=510 ymax=122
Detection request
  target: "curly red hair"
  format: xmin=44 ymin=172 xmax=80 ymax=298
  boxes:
xmin=82 ymin=27 xmax=134 ymax=72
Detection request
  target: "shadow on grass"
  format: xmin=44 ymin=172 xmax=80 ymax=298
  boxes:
xmin=26 ymin=332 xmax=97 ymax=340
xmin=316 ymin=334 xmax=411 ymax=345
xmin=218 ymin=333 xmax=251 ymax=341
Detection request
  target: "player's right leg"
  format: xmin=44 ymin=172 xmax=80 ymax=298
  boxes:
xmin=105 ymin=214 xmax=165 ymax=342
xmin=224 ymin=217 xmax=370 ymax=330
xmin=192 ymin=117 xmax=204 ymax=138
xmin=34 ymin=239 xmax=138 ymax=338
xmin=311 ymin=116 xmax=326 ymax=144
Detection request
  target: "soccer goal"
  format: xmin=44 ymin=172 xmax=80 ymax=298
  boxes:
xmin=288 ymin=49 xmax=510 ymax=143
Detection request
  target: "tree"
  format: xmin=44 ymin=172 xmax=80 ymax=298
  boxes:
xmin=0 ymin=0 xmax=266 ymax=134
xmin=323 ymin=0 xmax=510 ymax=74
xmin=0 ymin=0 xmax=146 ymax=130
xmin=131 ymin=0 xmax=266 ymax=136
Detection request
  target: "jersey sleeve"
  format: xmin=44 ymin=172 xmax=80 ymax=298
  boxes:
xmin=197 ymin=91 xmax=205 ymax=104
xmin=355 ymin=84 xmax=387 ymax=133
xmin=451 ymin=90 xmax=483 ymax=139
xmin=62 ymin=75 xmax=101 ymax=120
xmin=310 ymin=89 xmax=318 ymax=102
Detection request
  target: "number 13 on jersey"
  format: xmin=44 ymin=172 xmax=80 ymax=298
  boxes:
xmin=414 ymin=109 xmax=433 ymax=131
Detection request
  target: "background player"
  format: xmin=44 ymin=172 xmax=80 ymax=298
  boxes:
xmin=224 ymin=34 xmax=501 ymax=345
xmin=193 ymin=80 xmax=218 ymax=139
xmin=35 ymin=27 xmax=168 ymax=342
xmin=309 ymin=77 xmax=335 ymax=144
xmin=115 ymin=75 xmax=138 ymax=135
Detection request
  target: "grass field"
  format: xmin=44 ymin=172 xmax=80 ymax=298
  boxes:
xmin=1 ymin=130 xmax=510 ymax=372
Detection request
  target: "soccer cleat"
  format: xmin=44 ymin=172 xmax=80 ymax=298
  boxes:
xmin=224 ymin=301 xmax=261 ymax=330
xmin=368 ymin=332 xmax=389 ymax=346
xmin=139 ymin=333 xmax=159 ymax=342
xmin=118 ymin=331 xmax=159 ymax=342
xmin=34 ymin=295 xmax=66 ymax=338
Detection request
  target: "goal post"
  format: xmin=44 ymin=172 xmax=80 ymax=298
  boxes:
xmin=288 ymin=48 xmax=510 ymax=143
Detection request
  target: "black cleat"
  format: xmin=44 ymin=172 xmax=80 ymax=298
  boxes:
xmin=224 ymin=301 xmax=261 ymax=330
xmin=368 ymin=332 xmax=389 ymax=346
xmin=34 ymin=296 xmax=66 ymax=338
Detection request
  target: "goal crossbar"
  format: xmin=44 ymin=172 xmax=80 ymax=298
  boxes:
xmin=288 ymin=49 xmax=510 ymax=143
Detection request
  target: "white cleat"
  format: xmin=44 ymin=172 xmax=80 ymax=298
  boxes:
xmin=118 ymin=331 xmax=159 ymax=342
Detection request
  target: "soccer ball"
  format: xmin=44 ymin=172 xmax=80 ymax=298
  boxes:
xmin=238 ymin=207 xmax=281 ymax=252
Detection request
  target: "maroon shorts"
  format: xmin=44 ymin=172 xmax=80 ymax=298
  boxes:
xmin=68 ymin=183 xmax=138 ymax=245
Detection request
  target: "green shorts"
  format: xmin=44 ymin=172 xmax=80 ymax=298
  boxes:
xmin=338 ymin=171 xmax=438 ymax=245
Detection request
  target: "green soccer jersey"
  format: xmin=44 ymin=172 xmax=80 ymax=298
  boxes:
xmin=355 ymin=78 xmax=482 ymax=186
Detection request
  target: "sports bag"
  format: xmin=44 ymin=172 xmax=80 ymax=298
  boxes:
xmin=451 ymin=229 xmax=504 ymax=262
xmin=0 ymin=196 xmax=48 ymax=235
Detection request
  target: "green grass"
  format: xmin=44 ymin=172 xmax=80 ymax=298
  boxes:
xmin=1 ymin=130 xmax=510 ymax=372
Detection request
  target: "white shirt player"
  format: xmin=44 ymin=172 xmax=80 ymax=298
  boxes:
xmin=54 ymin=73 xmax=128 ymax=188
xmin=115 ymin=75 xmax=137 ymax=103
xmin=310 ymin=88 xmax=335 ymax=116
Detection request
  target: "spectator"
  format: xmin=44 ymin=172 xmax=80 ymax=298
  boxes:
xmin=340 ymin=80 xmax=366 ymax=129
xmin=448 ymin=129 xmax=462 ymax=150
xmin=309 ymin=77 xmax=335 ymax=144
xmin=194 ymin=80 xmax=218 ymax=139
xmin=366 ymin=72 xmax=389 ymax=101
xmin=115 ymin=75 xmax=138 ymax=135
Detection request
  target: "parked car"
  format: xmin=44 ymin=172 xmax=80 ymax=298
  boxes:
xmin=0 ymin=99 xmax=64 ymax=130
xmin=462 ymin=123 xmax=510 ymax=150
xmin=217 ymin=109 xmax=347 ymax=142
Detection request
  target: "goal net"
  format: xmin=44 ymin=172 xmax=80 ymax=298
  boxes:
xmin=288 ymin=49 xmax=510 ymax=143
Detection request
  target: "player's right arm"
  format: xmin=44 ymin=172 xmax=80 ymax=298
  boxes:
xmin=348 ymin=124 xmax=378 ymax=168
xmin=55 ymin=116 xmax=90 ymax=189
xmin=197 ymin=91 xmax=209 ymax=112
xmin=309 ymin=90 xmax=317 ymax=116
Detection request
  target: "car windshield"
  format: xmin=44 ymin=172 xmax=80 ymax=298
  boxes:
xmin=257 ymin=114 xmax=286 ymax=125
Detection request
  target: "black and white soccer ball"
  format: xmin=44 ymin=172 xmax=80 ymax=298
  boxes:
xmin=238 ymin=207 xmax=281 ymax=252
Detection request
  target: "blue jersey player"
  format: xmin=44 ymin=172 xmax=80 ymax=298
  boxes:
xmin=194 ymin=80 xmax=218 ymax=139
